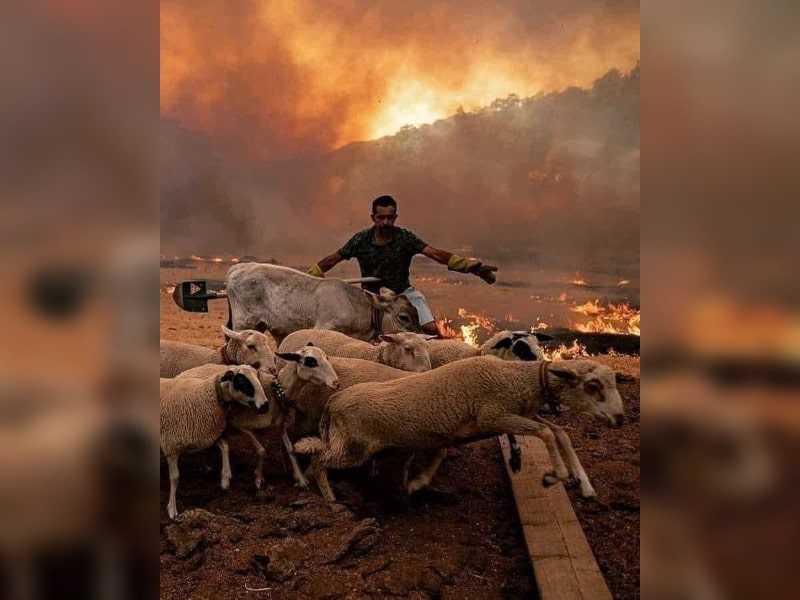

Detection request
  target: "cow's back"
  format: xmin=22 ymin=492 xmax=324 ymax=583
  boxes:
xmin=226 ymin=263 xmax=368 ymax=341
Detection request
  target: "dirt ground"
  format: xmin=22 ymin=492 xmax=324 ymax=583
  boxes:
xmin=160 ymin=267 xmax=640 ymax=599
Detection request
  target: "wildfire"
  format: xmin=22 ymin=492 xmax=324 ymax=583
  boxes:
xmin=531 ymin=320 xmax=549 ymax=332
xmin=570 ymin=300 xmax=640 ymax=336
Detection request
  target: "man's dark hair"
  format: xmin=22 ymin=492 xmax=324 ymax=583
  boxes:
xmin=371 ymin=195 xmax=397 ymax=214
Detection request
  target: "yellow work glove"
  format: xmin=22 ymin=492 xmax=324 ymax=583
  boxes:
xmin=307 ymin=264 xmax=325 ymax=278
xmin=447 ymin=255 xmax=498 ymax=284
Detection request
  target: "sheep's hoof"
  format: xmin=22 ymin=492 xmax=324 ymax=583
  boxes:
xmin=541 ymin=471 xmax=559 ymax=487
xmin=254 ymin=478 xmax=263 ymax=490
xmin=221 ymin=480 xmax=231 ymax=491
xmin=508 ymin=452 xmax=522 ymax=473
xmin=580 ymin=485 xmax=598 ymax=499
xmin=329 ymin=502 xmax=349 ymax=514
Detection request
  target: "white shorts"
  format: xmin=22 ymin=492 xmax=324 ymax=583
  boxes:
xmin=400 ymin=286 xmax=435 ymax=326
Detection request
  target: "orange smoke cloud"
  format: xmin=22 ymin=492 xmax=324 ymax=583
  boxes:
xmin=161 ymin=0 xmax=640 ymax=154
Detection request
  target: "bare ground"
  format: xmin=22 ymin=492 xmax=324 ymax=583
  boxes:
xmin=160 ymin=268 xmax=640 ymax=599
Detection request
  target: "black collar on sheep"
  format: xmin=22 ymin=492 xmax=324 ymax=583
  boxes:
xmin=270 ymin=380 xmax=289 ymax=413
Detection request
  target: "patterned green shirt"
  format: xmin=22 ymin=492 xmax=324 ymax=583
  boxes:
xmin=339 ymin=227 xmax=428 ymax=294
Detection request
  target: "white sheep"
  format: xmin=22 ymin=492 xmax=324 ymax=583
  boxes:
xmin=284 ymin=356 xmax=412 ymax=442
xmin=160 ymin=365 xmax=268 ymax=519
xmin=425 ymin=338 xmax=479 ymax=368
xmin=279 ymin=328 xmax=431 ymax=372
xmin=160 ymin=325 xmax=278 ymax=378
xmin=479 ymin=330 xmax=552 ymax=361
xmin=175 ymin=344 xmax=341 ymax=490
xmin=295 ymin=358 xmax=624 ymax=502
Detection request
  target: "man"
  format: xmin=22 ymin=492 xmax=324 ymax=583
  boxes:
xmin=307 ymin=195 xmax=498 ymax=336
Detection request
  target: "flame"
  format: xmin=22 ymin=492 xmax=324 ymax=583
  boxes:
xmin=569 ymin=274 xmax=588 ymax=286
xmin=435 ymin=317 xmax=461 ymax=340
xmin=558 ymin=291 xmax=568 ymax=302
xmin=570 ymin=300 xmax=640 ymax=336
xmin=618 ymin=279 xmax=630 ymax=286
xmin=542 ymin=339 xmax=589 ymax=361
xmin=460 ymin=324 xmax=480 ymax=347
xmin=531 ymin=320 xmax=549 ymax=331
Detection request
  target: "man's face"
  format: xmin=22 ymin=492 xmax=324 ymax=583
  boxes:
xmin=371 ymin=205 xmax=397 ymax=234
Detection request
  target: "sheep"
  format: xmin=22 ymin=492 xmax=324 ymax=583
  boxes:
xmin=425 ymin=338 xmax=479 ymax=368
xmin=160 ymin=365 xmax=268 ymax=519
xmin=160 ymin=325 xmax=278 ymax=378
xmin=176 ymin=344 xmax=340 ymax=490
xmin=479 ymin=330 xmax=553 ymax=361
xmin=477 ymin=329 xmax=555 ymax=472
xmin=285 ymin=356 xmax=412 ymax=442
xmin=279 ymin=328 xmax=431 ymax=373
xmin=294 ymin=358 xmax=624 ymax=503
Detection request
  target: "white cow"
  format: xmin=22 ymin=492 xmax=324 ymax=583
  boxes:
xmin=225 ymin=263 xmax=422 ymax=344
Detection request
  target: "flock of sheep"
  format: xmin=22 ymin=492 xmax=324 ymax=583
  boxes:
xmin=160 ymin=272 xmax=625 ymax=520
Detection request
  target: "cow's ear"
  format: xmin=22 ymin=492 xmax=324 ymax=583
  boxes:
xmin=363 ymin=290 xmax=389 ymax=309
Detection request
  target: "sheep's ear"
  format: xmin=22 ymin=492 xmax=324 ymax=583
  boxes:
xmin=232 ymin=372 xmax=256 ymax=397
xmin=255 ymin=321 xmax=268 ymax=333
xmin=491 ymin=337 xmax=513 ymax=350
xmin=221 ymin=325 xmax=240 ymax=341
xmin=418 ymin=334 xmax=438 ymax=340
xmin=220 ymin=370 xmax=235 ymax=382
xmin=276 ymin=352 xmax=302 ymax=363
xmin=512 ymin=340 xmax=538 ymax=361
xmin=533 ymin=332 xmax=553 ymax=342
xmin=378 ymin=333 xmax=401 ymax=344
xmin=305 ymin=341 xmax=315 ymax=347
xmin=548 ymin=366 xmax=579 ymax=383
xmin=511 ymin=331 xmax=529 ymax=340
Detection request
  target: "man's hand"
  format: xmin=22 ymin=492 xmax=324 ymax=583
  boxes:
xmin=307 ymin=264 xmax=325 ymax=278
xmin=447 ymin=255 xmax=498 ymax=284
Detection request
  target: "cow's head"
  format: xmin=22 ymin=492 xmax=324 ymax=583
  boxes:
xmin=363 ymin=287 xmax=421 ymax=333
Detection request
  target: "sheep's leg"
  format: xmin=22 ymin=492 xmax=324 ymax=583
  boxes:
xmin=282 ymin=429 xmax=310 ymax=489
xmin=534 ymin=416 xmax=596 ymax=498
xmin=477 ymin=411 xmax=569 ymax=485
xmin=407 ymin=449 xmax=448 ymax=494
xmin=217 ymin=439 xmax=231 ymax=490
xmin=237 ymin=427 xmax=266 ymax=490
xmin=166 ymin=454 xmax=180 ymax=520
xmin=507 ymin=433 xmax=522 ymax=472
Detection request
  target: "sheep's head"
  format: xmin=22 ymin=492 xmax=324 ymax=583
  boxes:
xmin=481 ymin=330 xmax=552 ymax=362
xmin=221 ymin=325 xmax=279 ymax=375
xmin=276 ymin=344 xmax=340 ymax=390
xmin=364 ymin=288 xmax=421 ymax=333
xmin=546 ymin=360 xmax=624 ymax=428
xmin=219 ymin=365 xmax=269 ymax=412
xmin=379 ymin=332 xmax=432 ymax=372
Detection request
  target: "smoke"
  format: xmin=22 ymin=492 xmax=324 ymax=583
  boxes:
xmin=160 ymin=0 xmax=639 ymax=272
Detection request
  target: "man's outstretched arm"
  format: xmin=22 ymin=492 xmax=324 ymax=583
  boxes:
xmin=421 ymin=245 xmax=498 ymax=284
xmin=307 ymin=251 xmax=344 ymax=277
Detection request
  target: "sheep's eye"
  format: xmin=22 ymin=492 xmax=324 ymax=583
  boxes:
xmin=399 ymin=315 xmax=411 ymax=323
xmin=302 ymin=356 xmax=318 ymax=368
xmin=584 ymin=381 xmax=602 ymax=397
xmin=247 ymin=343 xmax=256 ymax=350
